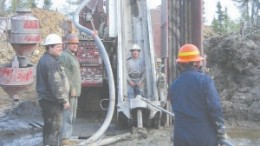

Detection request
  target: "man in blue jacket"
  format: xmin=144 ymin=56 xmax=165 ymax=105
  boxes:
xmin=168 ymin=44 xmax=226 ymax=146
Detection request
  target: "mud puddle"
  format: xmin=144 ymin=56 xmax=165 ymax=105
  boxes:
xmin=0 ymin=133 xmax=42 ymax=146
xmin=228 ymin=128 xmax=260 ymax=146
xmin=1 ymin=119 xmax=260 ymax=146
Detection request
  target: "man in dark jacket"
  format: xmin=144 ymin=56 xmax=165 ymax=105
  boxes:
xmin=59 ymin=33 xmax=81 ymax=139
xmin=36 ymin=34 xmax=70 ymax=146
xmin=168 ymin=44 xmax=226 ymax=146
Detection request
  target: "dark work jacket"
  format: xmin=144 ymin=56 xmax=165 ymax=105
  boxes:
xmin=36 ymin=52 xmax=69 ymax=104
xmin=169 ymin=68 xmax=224 ymax=146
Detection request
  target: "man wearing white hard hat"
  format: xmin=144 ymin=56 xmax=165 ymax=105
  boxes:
xmin=126 ymin=43 xmax=145 ymax=99
xmin=36 ymin=34 xmax=70 ymax=146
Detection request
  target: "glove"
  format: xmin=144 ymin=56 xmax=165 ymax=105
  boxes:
xmin=216 ymin=121 xmax=227 ymax=141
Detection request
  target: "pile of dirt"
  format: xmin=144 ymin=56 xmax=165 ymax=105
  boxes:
xmin=204 ymin=34 xmax=260 ymax=123
xmin=203 ymin=25 xmax=216 ymax=39
xmin=31 ymin=8 xmax=68 ymax=63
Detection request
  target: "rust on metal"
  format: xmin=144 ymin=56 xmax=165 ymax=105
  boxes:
xmin=0 ymin=66 xmax=33 ymax=86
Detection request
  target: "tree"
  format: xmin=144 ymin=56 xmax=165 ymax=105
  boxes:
xmin=27 ymin=0 xmax=37 ymax=8
xmin=211 ymin=2 xmax=240 ymax=35
xmin=0 ymin=0 xmax=7 ymax=16
xmin=202 ymin=0 xmax=206 ymax=23
xmin=233 ymin=0 xmax=260 ymax=26
xmin=43 ymin=0 xmax=52 ymax=10
xmin=216 ymin=2 xmax=225 ymax=33
xmin=10 ymin=0 xmax=22 ymax=13
xmin=223 ymin=7 xmax=229 ymax=33
xmin=212 ymin=17 xmax=220 ymax=34
xmin=212 ymin=1 xmax=225 ymax=34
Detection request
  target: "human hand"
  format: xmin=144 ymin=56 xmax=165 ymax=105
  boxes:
xmin=217 ymin=133 xmax=227 ymax=141
xmin=216 ymin=122 xmax=227 ymax=143
xmin=63 ymin=101 xmax=70 ymax=109
xmin=136 ymin=82 xmax=143 ymax=86
xmin=129 ymin=81 xmax=136 ymax=87
xmin=70 ymin=89 xmax=77 ymax=97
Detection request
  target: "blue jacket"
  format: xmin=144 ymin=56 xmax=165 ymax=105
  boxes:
xmin=36 ymin=52 xmax=69 ymax=104
xmin=169 ymin=68 xmax=224 ymax=146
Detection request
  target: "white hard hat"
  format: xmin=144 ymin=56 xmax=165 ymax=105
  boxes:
xmin=44 ymin=34 xmax=62 ymax=46
xmin=130 ymin=43 xmax=141 ymax=51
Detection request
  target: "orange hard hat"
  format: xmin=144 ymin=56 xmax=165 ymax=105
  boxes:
xmin=66 ymin=34 xmax=79 ymax=44
xmin=176 ymin=44 xmax=204 ymax=63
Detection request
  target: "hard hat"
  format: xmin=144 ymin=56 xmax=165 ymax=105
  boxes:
xmin=130 ymin=43 xmax=141 ymax=51
xmin=176 ymin=44 xmax=204 ymax=63
xmin=44 ymin=34 xmax=62 ymax=46
xmin=66 ymin=33 xmax=79 ymax=44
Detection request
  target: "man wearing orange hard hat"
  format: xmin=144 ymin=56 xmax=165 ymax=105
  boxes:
xmin=168 ymin=44 xmax=227 ymax=146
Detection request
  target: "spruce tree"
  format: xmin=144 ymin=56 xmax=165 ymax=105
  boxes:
xmin=43 ymin=0 xmax=52 ymax=10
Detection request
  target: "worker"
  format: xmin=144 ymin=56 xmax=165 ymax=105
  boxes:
xmin=36 ymin=33 xmax=70 ymax=146
xmin=59 ymin=33 xmax=81 ymax=140
xmin=126 ymin=43 xmax=145 ymax=99
xmin=168 ymin=44 xmax=227 ymax=146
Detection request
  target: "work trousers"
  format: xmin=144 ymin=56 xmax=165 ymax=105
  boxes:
xmin=127 ymin=85 xmax=143 ymax=99
xmin=62 ymin=97 xmax=78 ymax=139
xmin=39 ymin=99 xmax=63 ymax=146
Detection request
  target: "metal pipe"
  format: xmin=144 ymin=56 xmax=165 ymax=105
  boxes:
xmin=117 ymin=0 xmax=124 ymax=102
xmin=141 ymin=98 xmax=175 ymax=117
xmin=89 ymin=133 xmax=133 ymax=146
xmin=137 ymin=109 xmax=143 ymax=128
xmin=145 ymin=0 xmax=159 ymax=101
xmin=73 ymin=0 xmax=115 ymax=144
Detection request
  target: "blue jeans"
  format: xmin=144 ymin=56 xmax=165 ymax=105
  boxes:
xmin=62 ymin=97 xmax=78 ymax=139
xmin=127 ymin=85 xmax=143 ymax=99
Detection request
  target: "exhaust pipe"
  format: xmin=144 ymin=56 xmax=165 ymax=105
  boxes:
xmin=73 ymin=0 xmax=115 ymax=144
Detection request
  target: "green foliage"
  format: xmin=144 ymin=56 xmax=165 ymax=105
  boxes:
xmin=233 ymin=0 xmax=260 ymax=26
xmin=3 ymin=0 xmax=37 ymax=14
xmin=27 ymin=0 xmax=37 ymax=8
xmin=212 ymin=2 xmax=225 ymax=34
xmin=202 ymin=0 xmax=206 ymax=23
xmin=212 ymin=17 xmax=220 ymax=34
xmin=43 ymin=0 xmax=52 ymax=10
xmin=211 ymin=2 xmax=240 ymax=35
xmin=0 ymin=0 xmax=7 ymax=16
xmin=10 ymin=0 xmax=22 ymax=13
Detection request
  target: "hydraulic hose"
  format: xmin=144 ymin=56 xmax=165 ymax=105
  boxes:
xmin=73 ymin=0 xmax=115 ymax=144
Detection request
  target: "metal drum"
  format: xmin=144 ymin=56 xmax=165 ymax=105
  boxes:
xmin=9 ymin=8 xmax=40 ymax=67
xmin=0 ymin=8 xmax=40 ymax=98
xmin=0 ymin=65 xmax=34 ymax=98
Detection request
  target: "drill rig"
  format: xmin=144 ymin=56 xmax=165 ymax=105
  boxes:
xmin=68 ymin=0 xmax=170 ymax=144
xmin=68 ymin=0 xmax=203 ymax=144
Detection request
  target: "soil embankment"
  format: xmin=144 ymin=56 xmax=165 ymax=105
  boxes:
xmin=204 ymin=34 xmax=260 ymax=126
